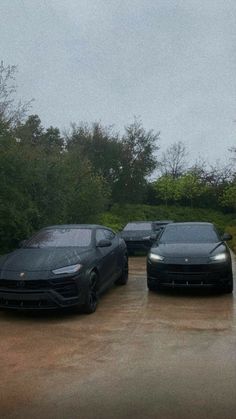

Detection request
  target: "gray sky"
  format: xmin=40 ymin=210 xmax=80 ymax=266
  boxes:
xmin=1 ymin=0 xmax=236 ymax=165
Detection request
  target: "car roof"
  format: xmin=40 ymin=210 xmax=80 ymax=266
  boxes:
xmin=41 ymin=224 xmax=113 ymax=230
xmin=165 ymin=222 xmax=213 ymax=226
xmin=125 ymin=221 xmax=153 ymax=224
xmin=153 ymin=220 xmax=173 ymax=224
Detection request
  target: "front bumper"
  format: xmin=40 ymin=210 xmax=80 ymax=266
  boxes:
xmin=0 ymin=277 xmax=87 ymax=310
xmin=147 ymin=260 xmax=233 ymax=289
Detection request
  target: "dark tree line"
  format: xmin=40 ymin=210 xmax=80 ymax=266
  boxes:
xmin=1 ymin=113 xmax=160 ymax=251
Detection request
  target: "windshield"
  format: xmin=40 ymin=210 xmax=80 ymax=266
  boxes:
xmin=159 ymin=224 xmax=220 ymax=244
xmin=26 ymin=228 xmax=92 ymax=248
xmin=124 ymin=222 xmax=153 ymax=231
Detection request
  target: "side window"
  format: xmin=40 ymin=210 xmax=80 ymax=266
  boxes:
xmin=104 ymin=229 xmax=115 ymax=241
xmin=96 ymin=229 xmax=106 ymax=243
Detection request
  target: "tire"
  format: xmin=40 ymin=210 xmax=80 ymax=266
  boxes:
xmin=115 ymin=255 xmax=128 ymax=285
xmin=147 ymin=278 xmax=160 ymax=292
xmin=81 ymin=271 xmax=98 ymax=314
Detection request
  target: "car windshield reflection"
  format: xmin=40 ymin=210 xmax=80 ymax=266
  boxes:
xmin=159 ymin=224 xmax=220 ymax=244
xmin=26 ymin=228 xmax=92 ymax=248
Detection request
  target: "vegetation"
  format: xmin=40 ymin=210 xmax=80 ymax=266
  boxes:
xmin=0 ymin=62 xmax=235 ymax=253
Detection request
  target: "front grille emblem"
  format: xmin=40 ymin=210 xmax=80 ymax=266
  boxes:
xmin=185 ymin=258 xmax=189 ymax=263
xmin=20 ymin=272 xmax=25 ymax=278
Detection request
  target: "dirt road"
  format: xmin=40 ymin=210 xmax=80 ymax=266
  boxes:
xmin=0 ymin=256 xmax=235 ymax=419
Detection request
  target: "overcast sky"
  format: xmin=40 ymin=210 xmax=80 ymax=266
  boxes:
xmin=1 ymin=0 xmax=236 ymax=165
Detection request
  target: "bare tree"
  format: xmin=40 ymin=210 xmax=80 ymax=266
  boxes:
xmin=229 ymin=147 xmax=236 ymax=165
xmin=0 ymin=61 xmax=32 ymax=126
xmin=159 ymin=141 xmax=188 ymax=178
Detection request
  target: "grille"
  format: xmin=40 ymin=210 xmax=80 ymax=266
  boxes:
xmin=0 ymin=279 xmax=78 ymax=298
xmin=0 ymin=280 xmax=49 ymax=289
xmin=156 ymin=271 xmax=223 ymax=285
xmin=51 ymin=281 xmax=78 ymax=298
xmin=167 ymin=264 xmax=209 ymax=273
xmin=0 ymin=298 xmax=56 ymax=309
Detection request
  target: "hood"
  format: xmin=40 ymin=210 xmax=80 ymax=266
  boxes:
xmin=0 ymin=247 xmax=91 ymax=272
xmin=151 ymin=242 xmax=226 ymax=258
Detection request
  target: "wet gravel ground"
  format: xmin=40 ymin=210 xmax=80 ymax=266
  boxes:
xmin=0 ymin=255 xmax=235 ymax=419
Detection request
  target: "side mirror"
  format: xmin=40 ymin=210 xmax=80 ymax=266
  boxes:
xmin=150 ymin=234 xmax=157 ymax=241
xmin=97 ymin=239 xmax=112 ymax=248
xmin=221 ymin=233 xmax=232 ymax=241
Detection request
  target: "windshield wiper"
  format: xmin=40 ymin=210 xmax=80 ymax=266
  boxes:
xmin=209 ymin=241 xmax=224 ymax=254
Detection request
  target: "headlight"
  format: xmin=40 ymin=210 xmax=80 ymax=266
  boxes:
xmin=149 ymin=253 xmax=164 ymax=262
xmin=210 ymin=253 xmax=227 ymax=262
xmin=52 ymin=264 xmax=82 ymax=275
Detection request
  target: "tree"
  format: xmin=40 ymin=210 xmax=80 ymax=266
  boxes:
xmin=15 ymin=115 xmax=64 ymax=153
xmin=176 ymin=172 xmax=208 ymax=207
xmin=42 ymin=126 xmax=64 ymax=152
xmin=153 ymin=175 xmax=179 ymax=205
xmin=0 ymin=127 xmax=40 ymax=251
xmin=0 ymin=61 xmax=32 ymax=127
xmin=64 ymin=145 xmax=110 ymax=222
xmin=220 ymin=183 xmax=236 ymax=210
xmin=113 ymin=118 xmax=160 ymax=203
xmin=159 ymin=141 xmax=188 ymax=178
xmin=15 ymin=114 xmax=43 ymax=144
xmin=66 ymin=122 xmax=122 ymax=184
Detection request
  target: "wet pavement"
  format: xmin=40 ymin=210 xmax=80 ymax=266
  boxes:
xmin=0 ymin=255 xmax=236 ymax=419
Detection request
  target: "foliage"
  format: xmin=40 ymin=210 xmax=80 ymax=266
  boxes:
xmin=113 ymin=119 xmax=159 ymax=203
xmin=99 ymin=204 xmax=236 ymax=236
xmin=152 ymin=173 xmax=208 ymax=207
xmin=225 ymin=226 xmax=236 ymax=252
xmin=0 ymin=63 xmax=235 ymax=253
xmin=153 ymin=175 xmax=179 ymax=205
xmin=0 ymin=116 xmax=110 ymax=252
xmin=220 ymin=183 xmax=236 ymax=210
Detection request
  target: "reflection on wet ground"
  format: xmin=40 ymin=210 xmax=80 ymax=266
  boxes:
xmin=0 ymin=255 xmax=235 ymax=419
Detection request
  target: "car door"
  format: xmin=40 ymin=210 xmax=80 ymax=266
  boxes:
xmin=103 ymin=229 xmax=120 ymax=279
xmin=95 ymin=228 xmax=117 ymax=290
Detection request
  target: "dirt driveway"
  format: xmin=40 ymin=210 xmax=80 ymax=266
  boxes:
xmin=0 ymin=256 xmax=236 ymax=419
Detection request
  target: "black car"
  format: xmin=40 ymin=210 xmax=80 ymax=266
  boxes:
xmin=0 ymin=225 xmax=128 ymax=313
xmin=152 ymin=220 xmax=174 ymax=237
xmin=147 ymin=222 xmax=233 ymax=293
xmin=120 ymin=221 xmax=158 ymax=254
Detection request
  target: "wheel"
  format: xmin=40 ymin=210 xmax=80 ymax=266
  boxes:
xmin=115 ymin=255 xmax=128 ymax=285
xmin=147 ymin=278 xmax=160 ymax=292
xmin=81 ymin=271 xmax=98 ymax=314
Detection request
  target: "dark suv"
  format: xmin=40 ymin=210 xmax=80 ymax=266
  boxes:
xmin=120 ymin=221 xmax=158 ymax=254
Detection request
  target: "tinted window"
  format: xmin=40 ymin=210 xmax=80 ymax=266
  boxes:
xmin=124 ymin=222 xmax=153 ymax=231
xmin=160 ymin=225 xmax=220 ymax=244
xmin=96 ymin=229 xmax=107 ymax=242
xmin=26 ymin=228 xmax=92 ymax=248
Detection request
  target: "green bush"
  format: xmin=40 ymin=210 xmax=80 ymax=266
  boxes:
xmin=98 ymin=212 xmax=124 ymax=232
xmin=225 ymin=226 xmax=236 ymax=253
